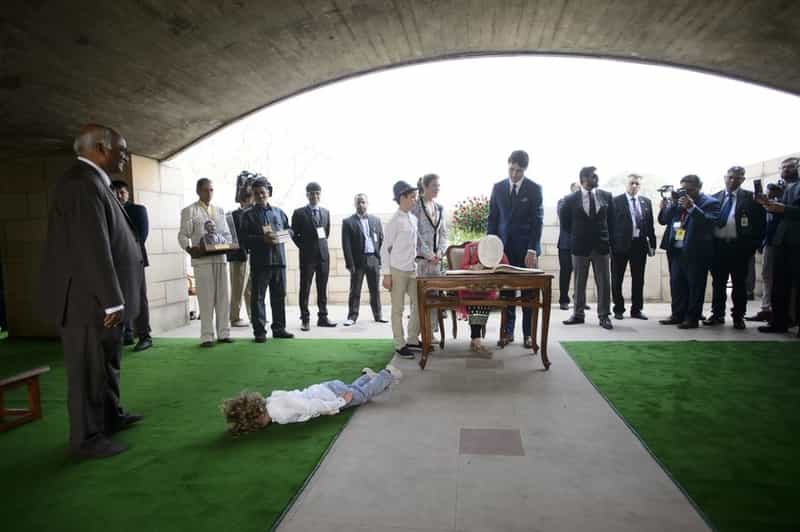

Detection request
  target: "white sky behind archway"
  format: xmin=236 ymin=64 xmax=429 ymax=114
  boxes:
xmin=170 ymin=56 xmax=800 ymax=214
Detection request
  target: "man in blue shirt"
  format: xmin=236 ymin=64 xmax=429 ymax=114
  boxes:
xmin=240 ymin=179 xmax=294 ymax=342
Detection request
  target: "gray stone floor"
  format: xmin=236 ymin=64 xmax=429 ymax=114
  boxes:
xmin=162 ymin=302 xmax=796 ymax=532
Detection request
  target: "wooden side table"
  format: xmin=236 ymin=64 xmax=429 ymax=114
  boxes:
xmin=0 ymin=366 xmax=51 ymax=433
xmin=416 ymin=273 xmax=553 ymax=370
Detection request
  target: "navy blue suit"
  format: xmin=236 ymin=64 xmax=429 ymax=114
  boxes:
xmin=123 ymin=201 xmax=150 ymax=339
xmin=487 ymin=177 xmax=543 ymax=337
xmin=662 ymin=193 xmax=721 ymax=322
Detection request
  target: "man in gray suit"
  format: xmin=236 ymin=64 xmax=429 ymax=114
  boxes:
xmin=40 ymin=124 xmax=144 ymax=459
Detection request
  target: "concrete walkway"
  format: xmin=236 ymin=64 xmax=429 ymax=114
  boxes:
xmin=163 ymin=303 xmax=795 ymax=532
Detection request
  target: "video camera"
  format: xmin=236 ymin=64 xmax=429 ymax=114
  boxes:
xmin=657 ymin=185 xmax=687 ymax=201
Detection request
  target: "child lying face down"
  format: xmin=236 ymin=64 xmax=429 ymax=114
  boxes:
xmin=221 ymin=365 xmax=402 ymax=434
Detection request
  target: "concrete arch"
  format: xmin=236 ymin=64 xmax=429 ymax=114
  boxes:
xmin=1 ymin=0 xmax=799 ymax=159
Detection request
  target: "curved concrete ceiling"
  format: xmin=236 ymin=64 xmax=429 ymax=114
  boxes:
xmin=2 ymin=0 xmax=799 ymax=160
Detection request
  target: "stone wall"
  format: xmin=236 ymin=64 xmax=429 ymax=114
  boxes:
xmin=130 ymin=156 xmax=189 ymax=333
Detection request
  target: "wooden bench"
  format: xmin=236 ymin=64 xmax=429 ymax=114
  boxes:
xmin=0 ymin=366 xmax=51 ymax=433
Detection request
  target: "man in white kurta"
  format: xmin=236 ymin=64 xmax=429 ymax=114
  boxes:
xmin=178 ymin=178 xmax=233 ymax=346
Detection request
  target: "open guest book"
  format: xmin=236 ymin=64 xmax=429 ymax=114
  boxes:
xmin=446 ymin=264 xmax=543 ymax=275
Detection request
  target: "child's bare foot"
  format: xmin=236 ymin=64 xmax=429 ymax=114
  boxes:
xmin=470 ymin=339 xmax=493 ymax=358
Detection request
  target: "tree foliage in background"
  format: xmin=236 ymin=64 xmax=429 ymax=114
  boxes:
xmin=450 ymin=195 xmax=489 ymax=245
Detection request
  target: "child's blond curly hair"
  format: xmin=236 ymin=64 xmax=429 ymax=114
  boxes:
xmin=220 ymin=391 xmax=268 ymax=435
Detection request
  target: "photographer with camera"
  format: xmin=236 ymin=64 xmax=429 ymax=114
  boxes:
xmin=757 ymin=157 xmax=800 ymax=336
xmin=239 ymin=178 xmax=295 ymax=342
xmin=657 ymin=175 xmax=721 ymax=329
xmin=704 ymin=166 xmax=765 ymax=330
xmin=746 ymin=177 xmax=787 ymax=322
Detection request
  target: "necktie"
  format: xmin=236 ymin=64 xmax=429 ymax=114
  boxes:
xmin=589 ymin=191 xmax=597 ymax=217
xmin=717 ymin=193 xmax=733 ymax=227
xmin=312 ymin=208 xmax=320 ymax=225
xmin=632 ymin=197 xmax=642 ymax=230
xmin=511 ymin=183 xmax=518 ymax=199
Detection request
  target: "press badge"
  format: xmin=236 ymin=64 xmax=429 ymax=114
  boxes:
xmin=671 ymin=221 xmax=684 ymax=241
xmin=741 ymin=215 xmax=749 ymax=228
xmin=316 ymin=226 xmax=327 ymax=239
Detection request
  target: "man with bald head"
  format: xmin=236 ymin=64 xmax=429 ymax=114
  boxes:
xmin=40 ymin=124 xmax=144 ymax=459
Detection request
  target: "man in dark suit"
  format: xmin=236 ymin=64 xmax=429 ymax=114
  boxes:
xmin=240 ymin=179 xmax=294 ymax=342
xmin=487 ymin=150 xmax=543 ymax=348
xmin=658 ymin=175 xmax=721 ymax=329
xmin=556 ymin=182 xmax=581 ymax=310
xmin=110 ymin=180 xmax=153 ymax=351
xmin=704 ymin=166 xmax=766 ymax=329
xmin=759 ymin=157 xmax=800 ymax=335
xmin=610 ymin=174 xmax=657 ymax=320
xmin=342 ymin=193 xmax=386 ymax=326
xmin=291 ymin=182 xmax=336 ymax=331
xmin=40 ymin=124 xmax=144 ymax=459
xmin=560 ymin=166 xmax=615 ymax=330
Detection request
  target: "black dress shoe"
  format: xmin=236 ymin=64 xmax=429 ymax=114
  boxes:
xmin=659 ymin=317 xmax=682 ymax=325
xmin=599 ymin=317 xmax=613 ymax=330
xmin=744 ymin=310 xmax=772 ymax=322
xmin=733 ymin=319 xmax=746 ymax=330
xmin=630 ymin=312 xmax=648 ymax=320
xmin=123 ymin=335 xmax=135 ymax=346
xmin=201 ymin=341 xmax=214 ymax=348
xmin=254 ymin=335 xmax=267 ymax=343
xmin=613 ymin=313 xmax=624 ymax=320
xmin=702 ymin=316 xmax=724 ymax=326
xmin=105 ymin=414 xmax=143 ymax=436
xmin=678 ymin=320 xmax=699 ymax=329
xmin=563 ymin=316 xmax=585 ymax=325
xmin=559 ymin=303 xmax=569 ymax=310
xmin=300 ymin=321 xmax=310 ymax=331
xmin=406 ymin=343 xmax=434 ymax=351
xmin=218 ymin=337 xmax=235 ymax=344
xmin=395 ymin=345 xmax=416 ymax=359
xmin=273 ymin=329 xmax=295 ymax=339
xmin=317 ymin=318 xmax=337 ymax=327
xmin=523 ymin=336 xmax=533 ymax=349
xmin=374 ymin=317 xmax=389 ymax=323
xmin=75 ymin=438 xmax=129 ymax=459
xmin=758 ymin=325 xmax=788 ymax=333
xmin=496 ymin=335 xmax=514 ymax=347
xmin=133 ymin=337 xmax=153 ymax=352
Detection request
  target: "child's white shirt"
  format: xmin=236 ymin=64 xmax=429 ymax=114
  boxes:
xmin=265 ymin=384 xmax=347 ymax=424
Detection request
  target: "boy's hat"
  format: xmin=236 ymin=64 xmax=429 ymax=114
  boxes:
xmin=477 ymin=235 xmax=504 ymax=268
xmin=393 ymin=180 xmax=416 ymax=202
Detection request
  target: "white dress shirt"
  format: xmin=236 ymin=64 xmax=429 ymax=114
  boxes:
xmin=581 ymin=188 xmax=598 ymax=216
xmin=381 ymin=209 xmax=418 ymax=274
xmin=266 ymin=384 xmax=347 ymax=424
xmin=714 ymin=189 xmax=738 ymax=240
xmin=358 ymin=214 xmax=375 ymax=254
xmin=77 ymin=157 xmax=123 ymax=315
xmin=626 ymin=193 xmax=641 ymax=238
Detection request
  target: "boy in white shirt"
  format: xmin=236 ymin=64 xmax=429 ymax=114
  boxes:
xmin=221 ymin=365 xmax=402 ymax=433
xmin=381 ymin=181 xmax=422 ymax=359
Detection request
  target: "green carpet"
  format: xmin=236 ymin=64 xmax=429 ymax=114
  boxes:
xmin=562 ymin=341 xmax=800 ymax=532
xmin=0 ymin=337 xmax=393 ymax=532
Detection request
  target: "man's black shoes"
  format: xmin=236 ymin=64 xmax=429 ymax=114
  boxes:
xmin=630 ymin=312 xmax=648 ymax=320
xmin=317 ymin=318 xmax=337 ymax=327
xmin=133 ymin=337 xmax=153 ymax=352
xmin=273 ymin=329 xmax=295 ymax=339
xmin=562 ymin=316 xmax=584 ymax=325
xmin=395 ymin=345 xmax=415 ymax=359
xmin=702 ymin=316 xmax=724 ymax=326
xmin=599 ymin=317 xmax=613 ymax=330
